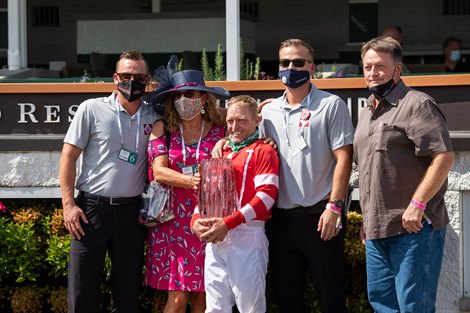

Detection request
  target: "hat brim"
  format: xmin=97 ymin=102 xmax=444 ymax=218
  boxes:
xmin=150 ymin=84 xmax=230 ymax=106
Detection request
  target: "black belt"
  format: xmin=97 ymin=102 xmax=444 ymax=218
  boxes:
xmin=273 ymin=200 xmax=328 ymax=217
xmin=78 ymin=191 xmax=141 ymax=206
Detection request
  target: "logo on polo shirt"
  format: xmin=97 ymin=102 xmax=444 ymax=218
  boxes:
xmin=143 ymin=124 xmax=153 ymax=135
xmin=299 ymin=109 xmax=311 ymax=127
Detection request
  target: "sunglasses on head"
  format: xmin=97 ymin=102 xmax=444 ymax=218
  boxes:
xmin=173 ymin=90 xmax=197 ymax=99
xmin=279 ymin=58 xmax=313 ymax=68
xmin=116 ymin=73 xmax=148 ymax=84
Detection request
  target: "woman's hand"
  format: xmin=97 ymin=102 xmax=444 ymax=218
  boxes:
xmin=189 ymin=172 xmax=201 ymax=190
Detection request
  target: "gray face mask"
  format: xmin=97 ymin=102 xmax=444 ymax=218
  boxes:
xmin=174 ymin=96 xmax=204 ymax=121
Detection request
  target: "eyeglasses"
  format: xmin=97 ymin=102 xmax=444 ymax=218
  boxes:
xmin=173 ymin=90 xmax=196 ymax=100
xmin=279 ymin=58 xmax=313 ymax=68
xmin=116 ymin=73 xmax=148 ymax=84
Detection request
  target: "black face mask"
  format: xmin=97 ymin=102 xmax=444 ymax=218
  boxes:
xmin=117 ymin=80 xmax=146 ymax=102
xmin=368 ymin=68 xmax=397 ymax=99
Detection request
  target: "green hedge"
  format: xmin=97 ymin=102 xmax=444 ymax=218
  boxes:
xmin=0 ymin=200 xmax=370 ymax=313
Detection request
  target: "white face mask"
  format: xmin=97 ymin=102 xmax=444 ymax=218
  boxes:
xmin=450 ymin=50 xmax=461 ymax=62
xmin=174 ymin=96 xmax=204 ymax=121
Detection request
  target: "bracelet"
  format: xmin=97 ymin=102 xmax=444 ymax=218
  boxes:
xmin=326 ymin=203 xmax=342 ymax=214
xmin=188 ymin=176 xmax=195 ymax=189
xmin=410 ymin=199 xmax=426 ymax=211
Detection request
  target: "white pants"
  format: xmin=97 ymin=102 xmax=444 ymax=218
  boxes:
xmin=204 ymin=221 xmax=268 ymax=313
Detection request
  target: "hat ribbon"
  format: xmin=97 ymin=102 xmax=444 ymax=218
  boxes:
xmin=171 ymin=82 xmax=205 ymax=90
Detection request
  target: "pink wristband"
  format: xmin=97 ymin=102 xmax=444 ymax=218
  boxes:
xmin=410 ymin=199 xmax=426 ymax=211
xmin=326 ymin=203 xmax=342 ymax=214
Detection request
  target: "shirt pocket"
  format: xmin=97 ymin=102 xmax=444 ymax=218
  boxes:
xmin=373 ymin=124 xmax=397 ymax=152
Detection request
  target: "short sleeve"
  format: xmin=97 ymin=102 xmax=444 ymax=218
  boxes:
xmin=147 ymin=136 xmax=168 ymax=162
xmin=64 ymin=100 xmax=93 ymax=149
xmin=147 ymin=135 xmax=168 ymax=181
xmin=327 ymin=97 xmax=355 ymax=151
xmin=406 ymin=99 xmax=453 ymax=156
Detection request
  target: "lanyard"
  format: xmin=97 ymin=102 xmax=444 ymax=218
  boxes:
xmin=281 ymin=93 xmax=310 ymax=146
xmin=180 ymin=120 xmax=204 ymax=165
xmin=115 ymin=101 xmax=141 ymax=153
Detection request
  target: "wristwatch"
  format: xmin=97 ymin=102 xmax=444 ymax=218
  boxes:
xmin=329 ymin=199 xmax=344 ymax=208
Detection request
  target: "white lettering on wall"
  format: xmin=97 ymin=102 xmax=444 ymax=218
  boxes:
xmin=18 ymin=103 xmax=39 ymax=123
xmin=68 ymin=105 xmax=78 ymax=122
xmin=357 ymin=97 xmax=368 ymax=114
xmin=347 ymin=98 xmax=353 ymax=116
xmin=44 ymin=105 xmax=61 ymax=123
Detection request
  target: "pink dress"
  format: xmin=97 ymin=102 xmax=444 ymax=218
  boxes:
xmin=144 ymin=124 xmax=225 ymax=292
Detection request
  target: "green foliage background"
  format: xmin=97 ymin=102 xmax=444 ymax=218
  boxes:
xmin=0 ymin=200 xmax=370 ymax=313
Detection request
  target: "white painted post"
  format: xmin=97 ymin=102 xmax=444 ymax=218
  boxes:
xmin=226 ymin=0 xmax=240 ymax=81
xmin=7 ymin=0 xmax=27 ymax=70
xmin=463 ymin=191 xmax=470 ymax=305
xmin=152 ymin=0 xmax=161 ymax=13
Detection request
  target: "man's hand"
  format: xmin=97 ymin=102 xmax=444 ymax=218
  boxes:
xmin=402 ymin=204 xmax=424 ymax=233
xmin=262 ymin=137 xmax=278 ymax=150
xmin=317 ymin=209 xmax=341 ymax=241
xmin=211 ymin=137 xmax=229 ymax=158
xmin=258 ymin=98 xmax=273 ymax=113
xmin=192 ymin=218 xmax=213 ymax=238
xmin=199 ymin=217 xmax=229 ymax=244
xmin=63 ymin=201 xmax=88 ymax=240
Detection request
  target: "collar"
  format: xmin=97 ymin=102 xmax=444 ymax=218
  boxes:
xmin=111 ymin=91 xmax=149 ymax=116
xmin=229 ymin=130 xmax=260 ymax=153
xmin=280 ymin=83 xmax=317 ymax=110
xmin=367 ymin=79 xmax=407 ymax=109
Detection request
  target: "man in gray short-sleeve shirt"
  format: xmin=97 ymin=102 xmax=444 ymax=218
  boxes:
xmin=258 ymin=38 xmax=354 ymax=313
xmin=355 ymin=37 xmax=454 ymax=313
xmin=60 ymin=51 xmax=159 ymax=313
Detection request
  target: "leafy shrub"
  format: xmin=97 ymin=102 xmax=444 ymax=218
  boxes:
xmin=1 ymin=220 xmax=44 ymax=282
xmin=48 ymin=286 xmax=67 ymax=313
xmin=0 ymin=200 xmax=370 ymax=312
xmin=45 ymin=234 xmax=70 ymax=278
xmin=10 ymin=285 xmax=45 ymax=313
xmin=344 ymin=211 xmax=366 ymax=267
xmin=42 ymin=210 xmax=70 ymax=278
xmin=201 ymin=40 xmax=261 ymax=81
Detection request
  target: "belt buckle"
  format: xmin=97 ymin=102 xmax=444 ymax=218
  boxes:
xmin=109 ymin=197 xmax=120 ymax=206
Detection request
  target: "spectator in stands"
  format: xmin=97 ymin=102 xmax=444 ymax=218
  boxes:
xmin=443 ymin=37 xmax=470 ymax=72
xmin=382 ymin=27 xmax=402 ymax=45
xmin=381 ymin=26 xmax=409 ymax=73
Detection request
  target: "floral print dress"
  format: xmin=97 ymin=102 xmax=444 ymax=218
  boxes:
xmin=144 ymin=124 xmax=225 ymax=292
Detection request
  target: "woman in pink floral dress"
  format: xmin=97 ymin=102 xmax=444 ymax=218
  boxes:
xmin=144 ymin=70 xmax=229 ymax=313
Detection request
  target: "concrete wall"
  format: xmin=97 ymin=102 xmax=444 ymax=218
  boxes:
xmin=1 ymin=150 xmax=469 ymax=312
